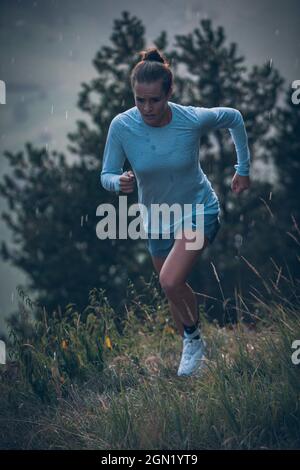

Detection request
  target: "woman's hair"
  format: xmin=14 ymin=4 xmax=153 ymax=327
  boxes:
xmin=130 ymin=47 xmax=173 ymax=95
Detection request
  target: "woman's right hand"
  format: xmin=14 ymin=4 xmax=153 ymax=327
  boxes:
xmin=119 ymin=170 xmax=136 ymax=193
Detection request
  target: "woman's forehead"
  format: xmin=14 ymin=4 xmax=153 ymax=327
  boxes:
xmin=134 ymin=80 xmax=164 ymax=97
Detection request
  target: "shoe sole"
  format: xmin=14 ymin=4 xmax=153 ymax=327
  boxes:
xmin=177 ymin=355 xmax=207 ymax=377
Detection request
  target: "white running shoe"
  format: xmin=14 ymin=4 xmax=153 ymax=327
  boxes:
xmin=177 ymin=336 xmax=206 ymax=377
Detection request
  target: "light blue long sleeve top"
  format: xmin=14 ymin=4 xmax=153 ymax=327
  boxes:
xmin=101 ymin=101 xmax=250 ymax=234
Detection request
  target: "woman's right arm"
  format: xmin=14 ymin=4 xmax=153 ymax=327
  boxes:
xmin=100 ymin=116 xmax=126 ymax=194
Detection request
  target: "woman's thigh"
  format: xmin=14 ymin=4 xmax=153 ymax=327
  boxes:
xmin=158 ymin=212 xmax=221 ymax=285
xmin=159 ymin=228 xmax=210 ymax=286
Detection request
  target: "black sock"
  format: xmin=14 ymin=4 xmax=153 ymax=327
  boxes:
xmin=183 ymin=323 xmax=200 ymax=339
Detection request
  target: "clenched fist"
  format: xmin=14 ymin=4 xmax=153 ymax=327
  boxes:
xmin=231 ymin=172 xmax=250 ymax=195
xmin=119 ymin=170 xmax=136 ymax=193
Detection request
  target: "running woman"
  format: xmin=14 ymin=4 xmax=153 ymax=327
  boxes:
xmin=101 ymin=47 xmax=251 ymax=376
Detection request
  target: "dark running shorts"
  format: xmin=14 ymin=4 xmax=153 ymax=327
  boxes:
xmin=146 ymin=212 xmax=221 ymax=258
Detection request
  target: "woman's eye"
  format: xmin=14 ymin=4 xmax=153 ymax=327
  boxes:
xmin=137 ymin=98 xmax=160 ymax=103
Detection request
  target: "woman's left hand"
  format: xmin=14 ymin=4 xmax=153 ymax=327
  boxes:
xmin=231 ymin=172 xmax=251 ymax=194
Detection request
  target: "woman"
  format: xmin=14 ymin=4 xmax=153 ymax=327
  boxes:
xmin=101 ymin=47 xmax=251 ymax=376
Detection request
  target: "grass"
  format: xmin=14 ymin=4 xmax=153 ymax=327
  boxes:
xmin=1 ymin=289 xmax=300 ymax=449
xmin=0 ymin=231 xmax=300 ymax=449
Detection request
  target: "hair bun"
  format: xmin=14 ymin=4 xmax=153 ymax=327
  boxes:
xmin=140 ymin=48 xmax=166 ymax=64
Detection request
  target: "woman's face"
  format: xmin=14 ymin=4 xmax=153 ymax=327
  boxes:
xmin=134 ymin=79 xmax=172 ymax=126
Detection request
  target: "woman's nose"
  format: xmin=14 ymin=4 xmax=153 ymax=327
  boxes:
xmin=144 ymin=103 xmax=153 ymax=113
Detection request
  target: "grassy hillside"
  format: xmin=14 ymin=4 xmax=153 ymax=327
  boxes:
xmin=0 ymin=258 xmax=299 ymax=450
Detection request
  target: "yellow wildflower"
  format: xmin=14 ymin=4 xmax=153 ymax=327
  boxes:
xmin=105 ymin=335 xmax=112 ymax=350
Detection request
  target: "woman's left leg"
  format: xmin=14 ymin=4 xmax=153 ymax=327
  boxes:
xmin=151 ymin=254 xmax=188 ymax=337
xmin=159 ymin=229 xmax=209 ymax=333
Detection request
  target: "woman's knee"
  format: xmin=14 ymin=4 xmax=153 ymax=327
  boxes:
xmin=159 ymin=271 xmax=184 ymax=295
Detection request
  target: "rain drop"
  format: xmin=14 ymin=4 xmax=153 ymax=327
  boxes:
xmin=234 ymin=233 xmax=243 ymax=250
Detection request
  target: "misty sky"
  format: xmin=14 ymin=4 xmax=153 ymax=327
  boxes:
xmin=0 ymin=0 xmax=299 ymax=332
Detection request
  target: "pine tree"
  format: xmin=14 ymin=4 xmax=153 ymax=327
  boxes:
xmin=0 ymin=12 xmax=157 ymax=319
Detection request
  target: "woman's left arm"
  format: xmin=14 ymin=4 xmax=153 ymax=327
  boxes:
xmin=197 ymin=106 xmax=251 ymax=194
